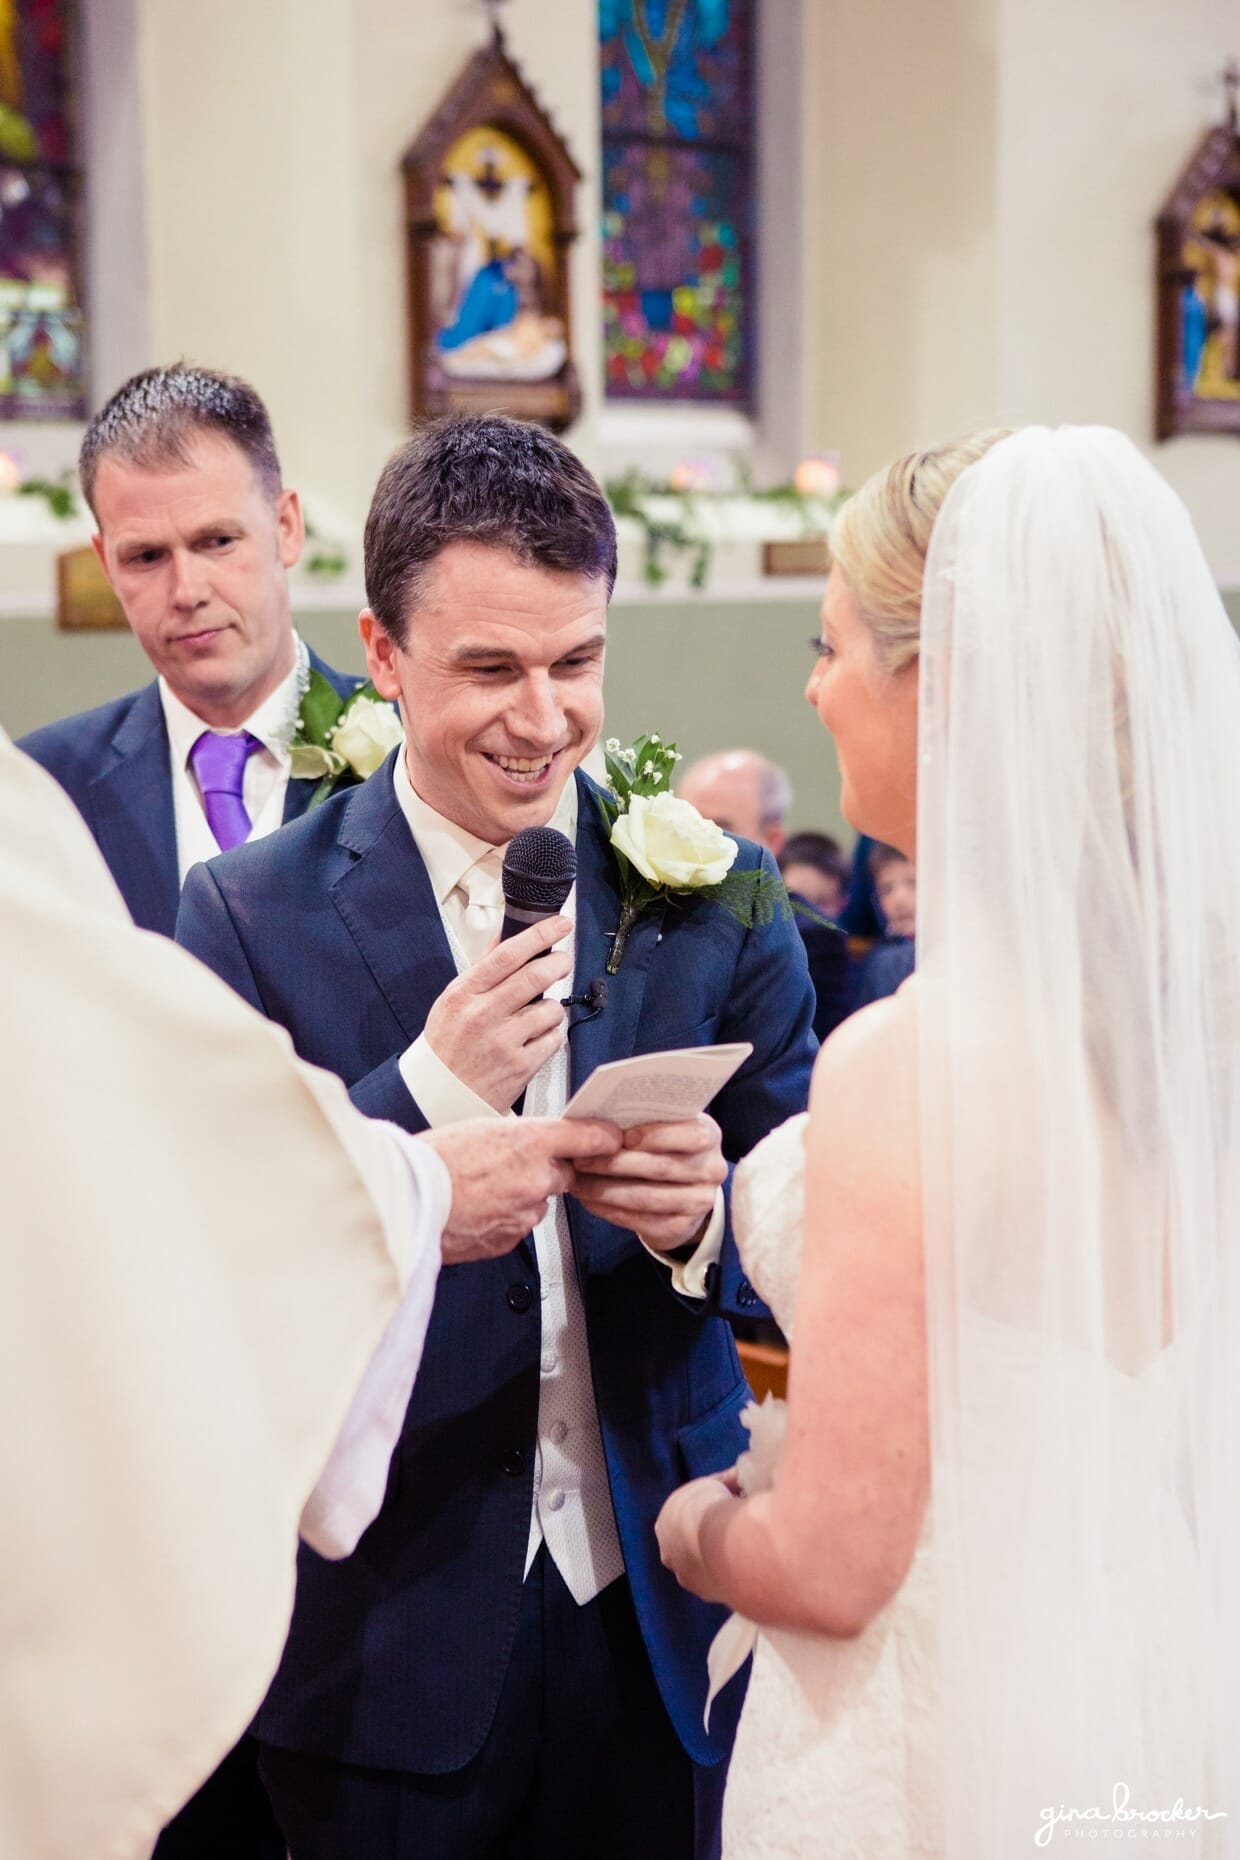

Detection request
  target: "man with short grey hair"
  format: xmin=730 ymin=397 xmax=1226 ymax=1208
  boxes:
xmin=677 ymin=747 xmax=792 ymax=857
xmin=20 ymin=363 xmax=363 ymax=938
xmin=679 ymin=748 xmax=850 ymax=1043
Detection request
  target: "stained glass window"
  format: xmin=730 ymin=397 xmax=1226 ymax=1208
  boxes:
xmin=0 ymin=0 xmax=85 ymax=419
xmin=600 ymin=0 xmax=755 ymax=405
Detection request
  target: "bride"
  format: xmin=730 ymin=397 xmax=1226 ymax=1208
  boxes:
xmin=656 ymin=426 xmax=1240 ymax=1857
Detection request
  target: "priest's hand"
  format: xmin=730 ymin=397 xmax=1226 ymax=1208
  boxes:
xmin=421 ymin=1116 xmax=621 ymax=1262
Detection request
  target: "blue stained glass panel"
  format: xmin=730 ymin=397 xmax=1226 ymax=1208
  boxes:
xmin=600 ymin=0 xmax=755 ymax=404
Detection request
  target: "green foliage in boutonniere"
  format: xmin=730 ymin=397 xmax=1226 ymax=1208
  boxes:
xmin=288 ymin=671 xmax=404 ymax=809
xmin=598 ymin=732 xmax=793 ymax=973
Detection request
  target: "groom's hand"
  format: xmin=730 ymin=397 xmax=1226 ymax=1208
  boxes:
xmin=569 ymin=1113 xmax=727 ymax=1250
xmin=422 ymin=1116 xmax=621 ymax=1263
xmin=423 ymin=914 xmax=573 ymax=1113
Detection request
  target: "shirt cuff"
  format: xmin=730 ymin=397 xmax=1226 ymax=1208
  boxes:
xmin=398 ymin=1032 xmax=511 ymax=1127
xmin=638 ymin=1188 xmax=726 ymax=1299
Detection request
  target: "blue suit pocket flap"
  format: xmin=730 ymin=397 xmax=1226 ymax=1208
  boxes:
xmin=676 ymin=1380 xmax=750 ymax=1480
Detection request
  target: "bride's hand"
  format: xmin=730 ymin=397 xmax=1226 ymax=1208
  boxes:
xmin=655 ymin=1474 xmax=738 ymax=1602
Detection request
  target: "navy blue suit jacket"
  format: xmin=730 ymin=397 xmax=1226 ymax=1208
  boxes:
xmin=175 ymin=759 xmax=817 ymax=1775
xmin=17 ymin=649 xmax=361 ymax=937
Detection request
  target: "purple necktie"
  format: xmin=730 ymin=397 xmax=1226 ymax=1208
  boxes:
xmin=189 ymin=730 xmax=261 ymax=851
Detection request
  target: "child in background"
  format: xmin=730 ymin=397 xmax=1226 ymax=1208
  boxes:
xmin=854 ymin=843 xmax=916 ymax=1006
xmin=777 ymin=830 xmax=851 ymax=920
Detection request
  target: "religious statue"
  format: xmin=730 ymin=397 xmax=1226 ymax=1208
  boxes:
xmin=1155 ymin=63 xmax=1240 ymax=437
xmin=402 ymin=9 xmax=581 ymax=429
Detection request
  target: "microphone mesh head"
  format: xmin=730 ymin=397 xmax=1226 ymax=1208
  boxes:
xmin=502 ymin=826 xmax=577 ymax=912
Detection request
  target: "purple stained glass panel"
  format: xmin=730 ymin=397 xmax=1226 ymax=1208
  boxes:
xmin=600 ymin=0 xmax=755 ymax=404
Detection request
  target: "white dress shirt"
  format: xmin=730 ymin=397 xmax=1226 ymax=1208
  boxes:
xmin=389 ymin=756 xmax=725 ymax=1605
xmin=392 ymin=758 xmax=624 ymax=1602
xmin=159 ymin=632 xmax=310 ymax=882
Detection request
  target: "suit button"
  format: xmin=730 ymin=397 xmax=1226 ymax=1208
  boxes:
xmin=500 ymin=1448 xmax=526 ymax=1477
xmin=737 ymin=1278 xmax=756 ymax=1308
xmin=506 ymin=1283 xmax=533 ymax=1314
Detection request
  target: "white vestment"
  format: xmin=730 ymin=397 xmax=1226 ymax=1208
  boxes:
xmin=0 ymin=729 xmax=445 ymax=1860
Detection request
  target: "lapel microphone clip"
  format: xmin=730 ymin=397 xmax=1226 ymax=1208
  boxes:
xmin=566 ymin=977 xmax=608 ymax=1026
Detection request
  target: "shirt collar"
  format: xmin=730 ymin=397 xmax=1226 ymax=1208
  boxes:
xmin=159 ymin=631 xmax=310 ymax=767
xmin=392 ymin=751 xmax=579 ymax=908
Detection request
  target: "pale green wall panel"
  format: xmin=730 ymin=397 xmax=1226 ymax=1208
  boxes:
xmin=6 ymin=588 xmax=1239 ymax=857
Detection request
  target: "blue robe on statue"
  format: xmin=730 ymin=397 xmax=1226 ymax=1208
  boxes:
xmin=438 ymin=260 xmax=519 ymax=352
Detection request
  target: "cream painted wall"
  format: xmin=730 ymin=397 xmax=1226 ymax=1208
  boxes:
xmin=804 ymin=0 xmax=1000 ymax=480
xmin=993 ymin=0 xmax=1240 ymax=583
xmin=134 ymin=0 xmax=601 ymax=529
xmin=805 ymin=0 xmax=1240 ymax=581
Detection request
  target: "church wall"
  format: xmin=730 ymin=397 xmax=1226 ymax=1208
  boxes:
xmin=8 ymin=2 xmax=1240 ymax=805
xmin=993 ymin=0 xmax=1240 ymax=584
xmin=803 ymin=0 xmax=1001 ymax=483
xmin=136 ymin=0 xmax=370 ymax=528
xmin=132 ymin=0 xmax=603 ymax=530
xmin=804 ymin=0 xmax=1240 ymax=584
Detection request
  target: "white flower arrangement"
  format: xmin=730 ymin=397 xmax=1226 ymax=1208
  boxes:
xmin=289 ymin=673 xmax=404 ymax=805
xmin=599 ymin=731 xmax=791 ymax=972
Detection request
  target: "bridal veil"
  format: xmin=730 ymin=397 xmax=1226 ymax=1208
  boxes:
xmin=917 ymin=427 xmax=1240 ymax=1853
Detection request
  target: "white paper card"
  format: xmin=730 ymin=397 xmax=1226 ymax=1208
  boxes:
xmin=563 ymin=1043 xmax=753 ymax=1129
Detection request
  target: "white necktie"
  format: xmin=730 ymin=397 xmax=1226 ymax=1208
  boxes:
xmin=457 ymin=849 xmax=505 ymax=968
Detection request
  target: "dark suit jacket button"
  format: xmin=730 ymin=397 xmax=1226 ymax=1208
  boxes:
xmin=500 ymin=1448 xmax=526 ymax=1477
xmin=506 ymin=1283 xmax=533 ymax=1313
xmin=737 ymin=1279 xmax=756 ymax=1308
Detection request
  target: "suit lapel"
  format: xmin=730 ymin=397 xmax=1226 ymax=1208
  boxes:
xmin=327 ymin=751 xmax=458 ymax=1045
xmin=87 ymin=685 xmax=180 ymax=936
xmin=569 ymin=771 xmax=664 ymax=1098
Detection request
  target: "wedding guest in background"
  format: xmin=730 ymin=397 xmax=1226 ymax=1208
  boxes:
xmin=681 ymin=750 xmax=849 ymax=1043
xmin=838 ymin=830 xmax=884 ymax=936
xmin=777 ymin=830 xmax=850 ymax=919
xmin=678 ymin=746 xmax=791 ymax=857
xmin=853 ymin=842 xmax=917 ymax=1007
xmin=177 ymin=414 xmax=817 ymax=1860
xmin=872 ymin=841 xmax=916 ymax=939
xmin=19 ymin=363 xmax=367 ymax=939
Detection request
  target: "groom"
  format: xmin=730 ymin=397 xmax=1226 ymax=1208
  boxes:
xmin=175 ymin=415 xmax=817 ymax=1859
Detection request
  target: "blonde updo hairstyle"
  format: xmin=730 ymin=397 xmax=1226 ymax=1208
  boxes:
xmin=829 ymin=430 xmax=1012 ymax=673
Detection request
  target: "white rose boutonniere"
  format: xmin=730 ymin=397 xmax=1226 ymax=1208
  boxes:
xmin=600 ymin=732 xmax=791 ymax=972
xmin=288 ymin=671 xmax=404 ymax=806
xmin=611 ymin=792 xmax=738 ymax=890
xmin=330 ymin=694 xmax=405 ymax=778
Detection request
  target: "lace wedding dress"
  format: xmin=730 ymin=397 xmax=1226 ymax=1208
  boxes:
xmin=720 ymin=1114 xmax=1216 ymax=1860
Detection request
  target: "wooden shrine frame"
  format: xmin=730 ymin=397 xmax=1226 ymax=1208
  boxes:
xmin=1155 ymin=67 xmax=1240 ymax=439
xmin=401 ymin=24 xmax=582 ymax=431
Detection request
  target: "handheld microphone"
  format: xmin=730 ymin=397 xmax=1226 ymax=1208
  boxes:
xmin=500 ymin=826 xmax=577 ymax=943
